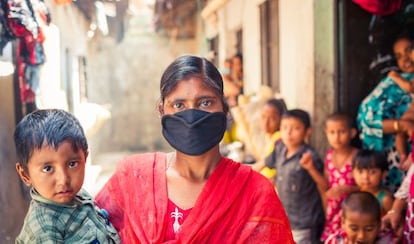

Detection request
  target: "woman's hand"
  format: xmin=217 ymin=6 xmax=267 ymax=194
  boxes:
xmin=399 ymin=119 xmax=414 ymax=135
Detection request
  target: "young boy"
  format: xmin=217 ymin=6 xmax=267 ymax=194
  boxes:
xmin=325 ymin=191 xmax=393 ymax=244
xmin=264 ymin=109 xmax=325 ymax=243
xmin=14 ymin=109 xmax=120 ymax=243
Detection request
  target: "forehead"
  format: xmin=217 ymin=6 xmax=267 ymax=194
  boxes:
xmin=262 ymin=104 xmax=279 ymax=114
xmin=326 ymin=119 xmax=349 ymax=129
xmin=344 ymin=211 xmax=378 ymax=226
xmin=394 ymin=38 xmax=411 ymax=52
xmin=281 ymin=117 xmax=305 ymax=126
xmin=165 ymin=77 xmax=218 ymax=100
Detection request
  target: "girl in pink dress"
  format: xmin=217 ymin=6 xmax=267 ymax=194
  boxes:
xmin=321 ymin=113 xmax=359 ymax=241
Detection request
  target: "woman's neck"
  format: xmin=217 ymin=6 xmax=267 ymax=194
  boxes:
xmin=172 ymin=148 xmax=222 ymax=183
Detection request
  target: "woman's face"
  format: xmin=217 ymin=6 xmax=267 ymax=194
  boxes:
xmin=394 ymin=38 xmax=414 ymax=73
xmin=161 ymin=77 xmax=224 ymax=115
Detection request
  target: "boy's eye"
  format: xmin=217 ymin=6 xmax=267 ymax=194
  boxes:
xmin=68 ymin=161 xmax=79 ymax=168
xmin=364 ymin=227 xmax=375 ymax=232
xmin=42 ymin=165 xmax=53 ymax=173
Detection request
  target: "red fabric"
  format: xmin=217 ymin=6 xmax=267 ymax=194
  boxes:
xmin=353 ymin=0 xmax=402 ymax=16
xmin=95 ymin=152 xmax=294 ymax=243
xmin=164 ymin=199 xmax=192 ymax=241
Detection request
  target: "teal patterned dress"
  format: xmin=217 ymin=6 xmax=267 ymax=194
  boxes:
xmin=357 ymin=73 xmax=414 ymax=192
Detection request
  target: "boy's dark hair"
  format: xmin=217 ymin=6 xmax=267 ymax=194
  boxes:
xmin=265 ymin=98 xmax=287 ymax=116
xmin=282 ymin=109 xmax=311 ymax=128
xmin=351 ymin=149 xmax=388 ymax=171
xmin=326 ymin=112 xmax=354 ymax=129
xmin=14 ymin=109 xmax=88 ymax=170
xmin=342 ymin=191 xmax=381 ymax=222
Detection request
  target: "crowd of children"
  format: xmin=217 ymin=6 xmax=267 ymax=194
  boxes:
xmin=247 ymin=94 xmax=414 ymax=244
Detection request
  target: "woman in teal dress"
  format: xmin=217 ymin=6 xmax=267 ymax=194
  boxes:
xmin=357 ymin=36 xmax=414 ymax=193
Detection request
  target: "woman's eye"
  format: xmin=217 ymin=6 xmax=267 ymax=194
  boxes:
xmin=173 ymin=103 xmax=184 ymax=109
xmin=200 ymin=100 xmax=212 ymax=107
xmin=42 ymin=166 xmax=53 ymax=173
xmin=68 ymin=161 xmax=79 ymax=168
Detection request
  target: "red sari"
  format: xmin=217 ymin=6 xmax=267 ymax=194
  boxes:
xmin=95 ymin=152 xmax=294 ymax=243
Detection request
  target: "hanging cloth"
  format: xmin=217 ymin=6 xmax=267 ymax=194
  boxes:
xmin=353 ymin=0 xmax=402 ymax=16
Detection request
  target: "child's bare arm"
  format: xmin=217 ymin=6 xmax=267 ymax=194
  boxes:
xmin=326 ymin=184 xmax=359 ymax=199
xmin=251 ymin=160 xmax=266 ymax=172
xmin=388 ymin=70 xmax=412 ymax=93
xmin=382 ymin=190 xmax=394 ymax=214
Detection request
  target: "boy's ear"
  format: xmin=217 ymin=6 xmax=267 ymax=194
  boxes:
xmin=16 ymin=163 xmax=31 ymax=186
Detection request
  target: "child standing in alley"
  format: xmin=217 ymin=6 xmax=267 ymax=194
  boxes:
xmin=14 ymin=109 xmax=120 ymax=243
xmin=320 ymin=113 xmax=359 ymax=242
xmin=352 ymin=150 xmax=394 ymax=216
xmin=325 ymin=191 xmax=393 ymax=244
xmin=265 ymin=109 xmax=325 ymax=243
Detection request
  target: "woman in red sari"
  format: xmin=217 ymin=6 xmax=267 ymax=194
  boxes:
xmin=95 ymin=55 xmax=294 ymax=243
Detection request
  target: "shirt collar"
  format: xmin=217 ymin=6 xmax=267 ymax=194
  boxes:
xmin=30 ymin=188 xmax=93 ymax=207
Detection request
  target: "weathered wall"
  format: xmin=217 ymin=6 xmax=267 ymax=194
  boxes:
xmin=313 ymin=1 xmax=336 ymax=154
xmin=87 ymin=12 xmax=198 ymax=155
xmin=214 ymin=0 xmax=336 ymax=155
xmin=0 ymin=73 xmax=28 ymax=242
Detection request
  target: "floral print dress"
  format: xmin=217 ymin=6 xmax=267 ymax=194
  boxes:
xmin=357 ymin=73 xmax=413 ymax=192
xmin=321 ymin=149 xmax=356 ymax=241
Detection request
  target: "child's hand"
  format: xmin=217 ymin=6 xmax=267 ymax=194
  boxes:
xmin=325 ymin=186 xmax=344 ymax=199
xmin=388 ymin=70 xmax=401 ymax=80
xmin=388 ymin=70 xmax=412 ymax=93
xmin=399 ymin=153 xmax=412 ymax=171
xmin=300 ymin=151 xmax=314 ymax=171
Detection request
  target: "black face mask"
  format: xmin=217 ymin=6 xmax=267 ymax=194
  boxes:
xmin=161 ymin=109 xmax=227 ymax=156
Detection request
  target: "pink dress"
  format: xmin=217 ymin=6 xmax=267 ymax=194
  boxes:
xmin=321 ymin=149 xmax=356 ymax=241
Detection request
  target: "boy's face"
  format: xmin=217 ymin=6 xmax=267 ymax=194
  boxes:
xmin=352 ymin=167 xmax=384 ymax=192
xmin=261 ymin=104 xmax=280 ymax=135
xmin=325 ymin=120 xmax=355 ymax=150
xmin=16 ymin=141 xmax=86 ymax=204
xmin=280 ymin=117 xmax=308 ymax=148
xmin=342 ymin=210 xmax=380 ymax=244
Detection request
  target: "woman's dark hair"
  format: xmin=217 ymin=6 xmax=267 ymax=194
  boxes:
xmin=351 ymin=149 xmax=388 ymax=171
xmin=265 ymin=98 xmax=287 ymax=116
xmin=342 ymin=191 xmax=381 ymax=222
xmin=14 ymin=109 xmax=88 ymax=170
xmin=160 ymin=55 xmax=229 ymax=113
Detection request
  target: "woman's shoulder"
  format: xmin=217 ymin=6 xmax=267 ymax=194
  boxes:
xmin=116 ymin=152 xmax=167 ymax=171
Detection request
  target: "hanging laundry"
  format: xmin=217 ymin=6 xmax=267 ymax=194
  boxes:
xmin=353 ymin=0 xmax=402 ymax=16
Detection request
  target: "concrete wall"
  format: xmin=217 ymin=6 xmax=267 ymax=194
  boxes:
xmin=0 ymin=72 xmax=28 ymax=242
xmin=213 ymin=0 xmax=336 ymax=154
xmin=87 ymin=8 xmax=198 ymax=155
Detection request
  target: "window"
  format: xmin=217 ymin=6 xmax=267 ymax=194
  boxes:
xmin=260 ymin=0 xmax=279 ymax=91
